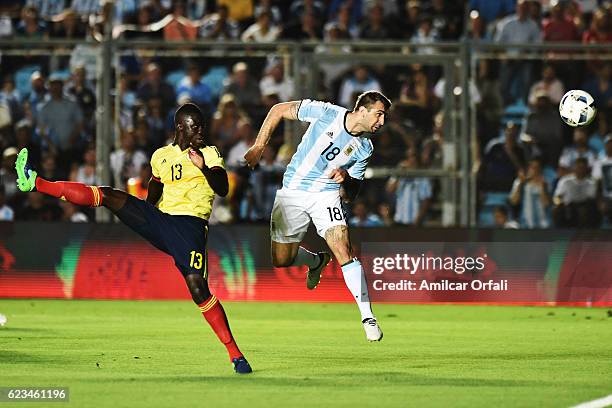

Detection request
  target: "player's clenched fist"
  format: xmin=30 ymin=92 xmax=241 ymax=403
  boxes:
xmin=243 ymin=144 xmax=265 ymax=169
xmin=329 ymin=168 xmax=348 ymax=183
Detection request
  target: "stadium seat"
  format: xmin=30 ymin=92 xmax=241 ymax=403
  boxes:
xmin=14 ymin=65 xmax=41 ymax=96
xmin=165 ymin=69 xmax=186 ymax=90
xmin=202 ymin=66 xmax=229 ymax=99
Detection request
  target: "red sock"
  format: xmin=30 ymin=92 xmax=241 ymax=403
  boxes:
xmin=198 ymin=295 xmax=243 ymax=360
xmin=35 ymin=178 xmax=103 ymax=207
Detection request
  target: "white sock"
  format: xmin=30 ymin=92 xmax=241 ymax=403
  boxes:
xmin=341 ymin=258 xmax=374 ymax=321
xmin=291 ymin=246 xmax=320 ymax=268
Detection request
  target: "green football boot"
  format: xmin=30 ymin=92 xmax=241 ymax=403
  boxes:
xmin=15 ymin=148 xmax=37 ymax=192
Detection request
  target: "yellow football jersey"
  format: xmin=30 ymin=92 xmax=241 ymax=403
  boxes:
xmin=150 ymin=144 xmax=225 ymax=220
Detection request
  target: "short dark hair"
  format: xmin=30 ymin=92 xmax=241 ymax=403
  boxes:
xmin=174 ymin=103 xmax=203 ymax=126
xmin=354 ymin=91 xmax=391 ymax=111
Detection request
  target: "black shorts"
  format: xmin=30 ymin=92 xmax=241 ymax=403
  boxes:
xmin=114 ymin=195 xmax=208 ymax=277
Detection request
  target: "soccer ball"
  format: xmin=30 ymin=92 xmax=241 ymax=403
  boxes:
xmin=558 ymin=90 xmax=597 ymax=127
xmin=0 ymin=313 xmax=6 ymax=327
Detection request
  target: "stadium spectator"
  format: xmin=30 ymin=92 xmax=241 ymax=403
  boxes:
xmin=582 ymin=7 xmax=612 ymax=44
xmin=370 ymin=130 xmax=402 ymax=166
xmin=493 ymin=205 xmax=520 ymax=228
xmin=332 ymin=3 xmax=359 ymax=39
xmin=338 ymin=65 xmax=381 ymax=109
xmin=136 ymin=63 xmax=176 ymax=116
xmin=478 ymin=121 xmax=527 ymax=192
xmin=226 ymin=119 xmax=255 ymax=169
xmin=210 ymin=94 xmax=248 ymax=155
xmin=126 ymin=163 xmax=152 ymax=200
xmin=176 ymin=64 xmax=214 ymax=117
xmin=25 ymin=0 xmax=64 ymax=20
xmin=282 ymin=11 xmax=321 ymax=40
xmin=542 ymin=0 xmax=580 ymax=42
xmin=59 ymin=201 xmax=88 ymax=222
xmin=0 ymin=186 xmax=14 ymax=221
xmin=398 ymin=65 xmax=435 ymax=135
xmin=428 ymin=0 xmax=463 ymax=40
xmin=109 ymin=129 xmax=148 ymax=190
xmin=247 ymin=145 xmax=284 ymax=221
xmin=36 ymin=73 xmax=84 ymax=160
xmin=70 ymin=0 xmax=101 ymax=19
xmin=0 ymin=147 xmax=18 ymax=204
xmin=25 ymin=71 xmax=46 ymax=120
xmin=65 ymin=65 xmax=96 ymax=135
xmin=289 ymin=0 xmax=326 ymax=22
xmin=14 ymin=119 xmax=41 ymax=169
xmin=582 ymin=63 xmax=612 ymax=114
xmin=553 ymin=157 xmax=600 ymax=227
xmin=0 ymin=77 xmax=22 ymax=124
xmin=50 ymin=8 xmax=86 ymax=39
xmin=466 ymin=10 xmax=490 ymax=41
xmin=494 ymin=0 xmax=541 ymax=104
xmin=399 ymin=0 xmax=422 ymax=39
xmin=528 ymin=64 xmax=565 ymax=107
xmin=241 ymin=10 xmax=280 ymax=42
xmin=259 ymin=59 xmax=295 ymax=103
xmin=15 ymin=5 xmax=47 ymax=39
xmin=156 ymin=2 xmax=199 ymax=41
xmin=421 ymin=111 xmax=445 ymax=168
xmin=593 ymin=135 xmax=612 ymax=223
xmin=143 ymin=97 xmax=166 ymax=148
xmin=69 ymin=144 xmax=97 ymax=186
xmin=525 ymin=90 xmax=564 ymax=167
xmin=199 ymin=5 xmax=240 ymax=40
xmin=18 ymin=191 xmax=61 ymax=221
xmin=254 ymin=0 xmax=282 ymax=25
xmin=558 ymin=128 xmax=597 ymax=177
xmin=509 ymin=158 xmax=551 ymax=228
xmin=222 ymin=62 xmax=262 ymax=116
xmin=349 ymin=200 xmax=383 ymax=227
xmin=469 ymin=0 xmax=515 ymax=25
xmin=38 ymin=152 xmax=67 ymax=182
xmin=359 ymin=4 xmax=390 ymax=40
xmin=410 ymin=15 xmax=439 ymax=55
xmin=377 ymin=202 xmax=394 ymax=226
xmin=386 ymin=147 xmax=432 ymax=226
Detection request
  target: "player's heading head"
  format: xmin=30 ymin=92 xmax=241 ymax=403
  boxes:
xmin=174 ymin=103 xmax=205 ymax=149
xmin=352 ymin=91 xmax=391 ymax=134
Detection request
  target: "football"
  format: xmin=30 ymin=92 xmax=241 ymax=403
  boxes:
xmin=558 ymin=89 xmax=597 ymax=127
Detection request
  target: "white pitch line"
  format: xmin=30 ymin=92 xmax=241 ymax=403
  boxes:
xmin=570 ymin=394 xmax=612 ymax=408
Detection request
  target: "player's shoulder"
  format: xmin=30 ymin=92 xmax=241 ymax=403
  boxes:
xmin=200 ymin=144 xmax=223 ymax=158
xmin=357 ymin=137 xmax=374 ymax=155
xmin=300 ymin=99 xmax=344 ymax=118
xmin=151 ymin=144 xmax=172 ymax=160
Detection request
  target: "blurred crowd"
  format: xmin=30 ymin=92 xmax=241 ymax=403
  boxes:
xmin=0 ymin=0 xmax=610 ymax=228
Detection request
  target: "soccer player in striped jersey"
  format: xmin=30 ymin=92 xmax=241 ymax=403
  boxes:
xmin=15 ymin=103 xmax=252 ymax=374
xmin=244 ymin=91 xmax=391 ymax=341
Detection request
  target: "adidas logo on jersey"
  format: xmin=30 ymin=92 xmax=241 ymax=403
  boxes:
xmin=326 ymin=131 xmax=334 ymax=138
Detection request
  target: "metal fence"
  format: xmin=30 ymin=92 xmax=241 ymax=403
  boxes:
xmin=1 ymin=38 xmax=610 ymax=226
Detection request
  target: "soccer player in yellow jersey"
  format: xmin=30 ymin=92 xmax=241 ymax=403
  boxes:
xmin=15 ymin=103 xmax=252 ymax=374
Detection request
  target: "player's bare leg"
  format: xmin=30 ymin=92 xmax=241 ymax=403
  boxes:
xmin=271 ymin=241 xmax=331 ymax=289
xmin=324 ymin=225 xmax=382 ymax=342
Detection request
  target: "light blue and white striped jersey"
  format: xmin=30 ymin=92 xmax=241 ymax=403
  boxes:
xmin=283 ymin=99 xmax=373 ymax=192
xmin=393 ymin=178 xmax=432 ymax=225
xmin=510 ymin=179 xmax=550 ymax=228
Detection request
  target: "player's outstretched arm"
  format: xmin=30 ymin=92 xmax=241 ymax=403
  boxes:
xmin=146 ymin=178 xmax=164 ymax=205
xmin=244 ymin=101 xmax=301 ymax=168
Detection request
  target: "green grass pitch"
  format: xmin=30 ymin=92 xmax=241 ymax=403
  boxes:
xmin=0 ymin=300 xmax=610 ymax=408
